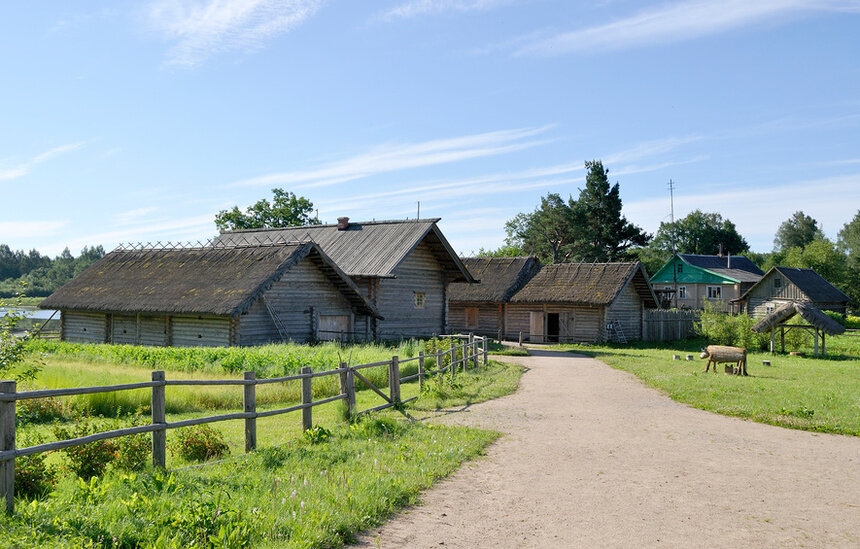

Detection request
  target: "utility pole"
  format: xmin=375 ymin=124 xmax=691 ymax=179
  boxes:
xmin=669 ymin=179 xmax=678 ymax=309
xmin=417 ymin=201 xmax=420 ymax=220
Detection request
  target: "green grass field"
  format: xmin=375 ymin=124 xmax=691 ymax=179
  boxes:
xmin=552 ymin=335 xmax=860 ymax=436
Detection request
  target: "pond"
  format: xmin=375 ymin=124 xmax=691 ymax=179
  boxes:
xmin=0 ymin=307 xmax=60 ymax=320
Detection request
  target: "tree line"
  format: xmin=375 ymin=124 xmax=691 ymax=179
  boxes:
xmin=0 ymin=245 xmax=105 ymax=298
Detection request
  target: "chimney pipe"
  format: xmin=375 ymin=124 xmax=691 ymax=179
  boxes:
xmin=727 ymin=251 xmax=731 ymax=269
xmin=718 ymin=243 xmax=723 ymax=257
xmin=337 ymin=217 xmax=349 ymax=230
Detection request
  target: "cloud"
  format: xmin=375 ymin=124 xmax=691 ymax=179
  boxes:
xmin=230 ymin=125 xmax=556 ymax=188
xmin=514 ymin=0 xmax=860 ymax=56
xmin=111 ymin=207 xmax=159 ymax=226
xmin=54 ymin=214 xmax=217 ymax=255
xmin=0 ymin=142 xmax=87 ymax=182
xmin=0 ymin=221 xmax=69 ymax=241
xmin=147 ymin=0 xmax=324 ymax=67
xmin=379 ymin=0 xmax=512 ymax=21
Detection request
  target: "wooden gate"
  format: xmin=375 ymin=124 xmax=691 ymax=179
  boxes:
xmin=318 ymin=315 xmax=350 ymax=341
xmin=529 ymin=311 xmax=544 ymax=343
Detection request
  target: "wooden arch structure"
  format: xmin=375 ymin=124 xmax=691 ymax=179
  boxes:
xmin=751 ymin=301 xmax=845 ymax=356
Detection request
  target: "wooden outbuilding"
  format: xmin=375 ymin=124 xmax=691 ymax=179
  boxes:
xmin=505 ymin=261 xmax=658 ymax=343
xmin=39 ymin=243 xmax=380 ymax=346
xmin=447 ymin=256 xmax=541 ymax=338
xmin=751 ymin=301 xmax=845 ymax=356
xmin=216 ymin=218 xmax=475 ymax=339
xmin=735 ymin=266 xmax=849 ymax=318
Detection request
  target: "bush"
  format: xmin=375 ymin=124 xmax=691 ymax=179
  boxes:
xmin=348 ymin=416 xmax=403 ymax=439
xmin=16 ymin=397 xmax=69 ymax=424
xmin=302 ymin=425 xmax=332 ymax=444
xmin=14 ymin=435 xmax=57 ymax=499
xmin=53 ymin=418 xmax=117 ymax=480
xmin=171 ymin=425 xmax=229 ymax=462
xmin=114 ymin=417 xmax=151 ymax=471
xmin=697 ymin=303 xmax=767 ymax=349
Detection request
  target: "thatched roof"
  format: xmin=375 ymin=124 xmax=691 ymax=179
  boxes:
xmin=751 ymin=301 xmax=845 ymax=335
xmin=39 ymin=243 xmax=380 ymax=318
xmin=678 ymin=254 xmax=764 ymax=282
xmin=216 ymin=219 xmax=474 ymax=282
xmin=448 ymin=257 xmax=540 ymax=303
xmin=509 ymin=262 xmax=658 ymax=307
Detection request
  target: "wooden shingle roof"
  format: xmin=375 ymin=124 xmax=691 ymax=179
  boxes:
xmin=448 ymin=257 xmax=541 ymax=303
xmin=39 ymin=243 xmax=380 ymax=318
xmin=216 ymin=219 xmax=474 ymax=282
xmin=510 ymin=262 xmax=658 ymax=307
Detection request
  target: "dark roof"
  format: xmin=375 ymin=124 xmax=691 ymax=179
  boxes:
xmin=773 ymin=267 xmax=851 ymax=303
xmin=215 ymin=219 xmax=474 ymax=282
xmin=751 ymin=301 xmax=845 ymax=335
xmin=678 ymin=254 xmax=764 ymax=282
xmin=39 ymin=243 xmax=380 ymax=318
xmin=448 ymin=257 xmax=540 ymax=303
xmin=509 ymin=262 xmax=658 ymax=307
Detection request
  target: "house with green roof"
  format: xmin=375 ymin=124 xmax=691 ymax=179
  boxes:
xmin=649 ymin=253 xmax=764 ymax=311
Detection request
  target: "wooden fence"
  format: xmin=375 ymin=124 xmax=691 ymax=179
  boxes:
xmin=0 ymin=335 xmax=488 ymax=514
xmin=642 ymin=309 xmax=700 ymax=342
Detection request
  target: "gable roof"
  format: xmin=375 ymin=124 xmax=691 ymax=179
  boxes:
xmin=651 ymin=254 xmax=763 ymax=284
xmin=751 ymin=301 xmax=845 ymax=335
xmin=216 ymin=219 xmax=474 ymax=282
xmin=448 ymin=257 xmax=541 ymax=303
xmin=510 ymin=262 xmax=658 ymax=307
xmin=39 ymin=243 xmax=380 ymax=318
xmin=761 ymin=266 xmax=849 ymax=303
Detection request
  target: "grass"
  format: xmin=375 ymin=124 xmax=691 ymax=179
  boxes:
xmin=551 ymin=336 xmax=860 ymax=436
xmin=486 ymin=340 xmax=530 ymax=356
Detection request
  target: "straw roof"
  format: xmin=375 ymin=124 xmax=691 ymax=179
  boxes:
xmin=448 ymin=257 xmax=541 ymax=303
xmin=751 ymin=301 xmax=845 ymax=335
xmin=39 ymin=243 xmax=379 ymax=318
xmin=509 ymin=262 xmax=658 ymax=307
xmin=216 ymin=219 xmax=474 ymax=282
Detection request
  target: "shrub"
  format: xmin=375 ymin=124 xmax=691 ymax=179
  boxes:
xmin=348 ymin=416 xmax=403 ymax=439
xmin=53 ymin=418 xmax=117 ymax=480
xmin=171 ymin=425 xmax=229 ymax=462
xmin=14 ymin=435 xmax=57 ymax=499
xmin=697 ymin=303 xmax=766 ymax=349
xmin=16 ymin=397 xmax=69 ymax=424
xmin=302 ymin=425 xmax=332 ymax=444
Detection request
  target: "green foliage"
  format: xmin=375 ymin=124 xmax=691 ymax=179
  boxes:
xmin=824 ymin=311 xmax=860 ymax=329
xmin=214 ymin=188 xmax=319 ymax=231
xmin=114 ymin=413 xmax=153 ymax=471
xmin=16 ymin=397 xmax=70 ymax=424
xmin=505 ymin=193 xmax=576 ymax=264
xmin=302 ymin=425 xmax=332 ymax=445
xmin=837 ymin=210 xmax=860 ymax=308
xmin=782 ymin=238 xmax=848 ymax=294
xmin=774 ymin=210 xmax=824 ymax=251
xmin=171 ymin=425 xmax=230 ymax=462
xmin=696 ymin=303 xmax=767 ymax=349
xmin=348 ymin=416 xmax=404 ymax=439
xmin=650 ymin=209 xmax=748 ymax=257
xmin=1 ymin=290 xmax=45 ymax=382
xmin=15 ymin=434 xmax=58 ymax=500
xmin=475 ymin=243 xmax=525 ymax=257
xmin=53 ymin=417 xmax=118 ymax=480
xmin=0 ymin=245 xmax=104 ymax=298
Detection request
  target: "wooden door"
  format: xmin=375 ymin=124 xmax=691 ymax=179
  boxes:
xmin=319 ymin=315 xmax=350 ymax=341
xmin=529 ymin=311 xmax=544 ymax=343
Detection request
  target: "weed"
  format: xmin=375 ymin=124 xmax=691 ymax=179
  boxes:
xmin=171 ymin=425 xmax=230 ymax=462
xmin=302 ymin=425 xmax=332 ymax=444
xmin=53 ymin=417 xmax=118 ymax=480
xmin=14 ymin=434 xmax=57 ymax=499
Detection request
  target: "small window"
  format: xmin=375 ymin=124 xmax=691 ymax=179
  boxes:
xmin=766 ymin=305 xmax=774 ymax=314
xmin=678 ymin=286 xmax=687 ymax=299
xmin=774 ymin=277 xmax=782 ymax=289
xmin=707 ymin=286 xmax=722 ymax=300
xmin=663 ymin=286 xmax=672 ymax=290
xmin=414 ymin=292 xmax=425 ymax=309
xmin=676 ymin=264 xmax=683 ymax=273
xmin=465 ymin=307 xmax=479 ymax=328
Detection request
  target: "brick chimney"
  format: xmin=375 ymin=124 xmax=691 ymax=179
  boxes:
xmin=337 ymin=217 xmax=350 ymax=230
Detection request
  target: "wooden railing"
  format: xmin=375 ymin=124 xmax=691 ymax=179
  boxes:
xmin=0 ymin=335 xmax=488 ymax=514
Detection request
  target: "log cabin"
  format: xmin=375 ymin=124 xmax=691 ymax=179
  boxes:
xmin=734 ymin=266 xmax=849 ymax=318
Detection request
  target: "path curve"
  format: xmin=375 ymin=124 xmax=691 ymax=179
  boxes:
xmin=353 ymin=350 xmax=859 ymax=548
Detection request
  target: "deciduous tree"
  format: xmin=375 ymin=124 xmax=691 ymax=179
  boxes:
xmin=215 ymin=188 xmax=319 ymax=231
xmin=774 ymin=211 xmax=824 ymax=251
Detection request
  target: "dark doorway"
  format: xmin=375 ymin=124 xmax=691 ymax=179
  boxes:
xmin=547 ymin=313 xmax=559 ymax=343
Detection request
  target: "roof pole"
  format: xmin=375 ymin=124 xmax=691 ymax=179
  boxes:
xmin=669 ymin=179 xmax=677 ymax=309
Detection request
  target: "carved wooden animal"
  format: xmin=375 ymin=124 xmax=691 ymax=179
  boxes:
xmin=700 ymin=345 xmax=747 ymax=376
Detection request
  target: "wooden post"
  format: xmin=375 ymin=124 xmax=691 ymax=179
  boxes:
xmin=301 ymin=367 xmax=313 ymax=431
xmin=466 ymin=333 xmax=473 ymax=370
xmin=151 ymin=371 xmax=166 ymax=468
xmin=518 ymin=331 xmax=523 ymax=347
xmin=483 ymin=336 xmax=488 ymax=366
xmin=497 ymin=329 xmax=502 ymax=343
xmin=822 ymin=332 xmax=826 ymax=355
xmin=1 ymin=381 xmax=15 ymax=514
xmin=813 ymin=330 xmax=819 ymax=357
xmin=780 ymin=326 xmax=785 ymax=353
xmin=450 ymin=341 xmax=457 ymax=377
xmin=341 ymin=362 xmax=356 ymax=418
xmin=389 ymin=356 xmax=401 ymax=404
xmin=418 ymin=351 xmax=425 ymax=392
xmin=243 ymin=371 xmax=256 ymax=453
xmin=770 ymin=329 xmax=775 ymax=354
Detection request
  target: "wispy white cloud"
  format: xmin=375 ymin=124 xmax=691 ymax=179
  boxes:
xmin=147 ymin=0 xmax=324 ymax=67
xmin=111 ymin=207 xmax=159 ymax=226
xmin=55 ymin=214 xmax=217 ymax=255
xmin=0 ymin=221 xmax=69 ymax=241
xmin=0 ymin=142 xmax=87 ymax=182
xmin=514 ymin=0 xmax=860 ymax=56
xmin=379 ymin=0 xmax=513 ymax=21
xmin=230 ymin=125 xmax=556 ymax=188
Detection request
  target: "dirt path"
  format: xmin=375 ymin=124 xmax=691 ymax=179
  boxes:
xmin=353 ymin=350 xmax=860 ymax=548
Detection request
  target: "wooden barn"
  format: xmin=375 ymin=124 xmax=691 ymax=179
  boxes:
xmin=734 ymin=266 xmax=849 ymax=318
xmin=649 ymin=253 xmax=764 ymax=311
xmin=39 ymin=243 xmax=380 ymax=346
xmin=506 ymin=262 xmax=658 ymax=343
xmin=447 ymin=256 xmax=541 ymax=338
xmin=216 ymin=218 xmax=475 ymax=339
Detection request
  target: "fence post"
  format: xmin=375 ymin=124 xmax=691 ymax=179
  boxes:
xmin=1 ymin=381 xmax=15 ymax=515
xmin=301 ymin=367 xmax=313 ymax=431
xmin=483 ymin=336 xmax=488 ymax=366
xmin=467 ymin=333 xmax=474 ymax=370
xmin=243 ymin=371 xmax=256 ymax=453
xmin=518 ymin=331 xmax=523 ymax=347
xmin=339 ymin=362 xmax=355 ymax=420
xmin=418 ymin=351 xmax=425 ymax=392
xmin=151 ymin=371 xmax=166 ymax=468
xmin=450 ymin=341 xmax=457 ymax=377
xmin=389 ymin=356 xmax=401 ymax=404
xmin=497 ymin=329 xmax=502 ymax=343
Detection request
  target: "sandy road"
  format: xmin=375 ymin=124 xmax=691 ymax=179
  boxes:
xmin=352 ymin=350 xmax=859 ymax=548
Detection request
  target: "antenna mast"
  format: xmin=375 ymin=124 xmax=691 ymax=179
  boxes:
xmin=417 ymin=201 xmax=420 ymax=220
xmin=668 ymin=179 xmax=677 ymax=308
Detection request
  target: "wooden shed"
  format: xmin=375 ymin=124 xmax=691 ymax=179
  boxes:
xmin=506 ymin=262 xmax=658 ymax=343
xmin=216 ymin=218 xmax=475 ymax=340
xmin=39 ymin=243 xmax=380 ymax=346
xmin=751 ymin=301 xmax=845 ymax=356
xmin=735 ymin=266 xmax=849 ymax=318
xmin=447 ymin=256 xmax=541 ymax=338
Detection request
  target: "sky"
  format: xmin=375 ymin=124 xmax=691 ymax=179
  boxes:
xmin=1 ymin=0 xmax=859 ymax=258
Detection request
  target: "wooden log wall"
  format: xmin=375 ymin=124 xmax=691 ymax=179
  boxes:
xmin=447 ymin=302 xmax=502 ymax=337
xmin=61 ymin=311 xmax=108 ymax=343
xmin=605 ymin=281 xmax=644 ymax=340
xmin=376 ymin=242 xmax=445 ymax=339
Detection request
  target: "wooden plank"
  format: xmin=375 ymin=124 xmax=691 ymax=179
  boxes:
xmin=389 ymin=356 xmax=401 ymax=404
xmin=418 ymin=351 xmax=425 ymax=392
xmin=151 ymin=371 xmax=166 ymax=468
xmin=352 ymin=369 xmax=392 ymax=403
xmin=1 ymin=381 xmax=14 ymax=514
xmin=9 ymin=381 xmax=161 ymax=401
xmin=244 ymin=371 xmax=256 ymax=453
xmin=301 ymin=366 xmax=312 ymax=431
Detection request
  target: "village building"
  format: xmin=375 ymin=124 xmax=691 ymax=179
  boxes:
xmin=734 ymin=266 xmax=850 ymax=318
xmin=649 ymin=253 xmax=764 ymax=311
xmin=447 ymin=256 xmax=541 ymax=338
xmin=462 ymin=261 xmax=658 ymax=343
xmin=215 ymin=218 xmax=475 ymax=339
xmin=39 ymin=243 xmax=380 ymax=346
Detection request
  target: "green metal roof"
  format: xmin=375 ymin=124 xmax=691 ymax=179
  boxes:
xmin=650 ymin=255 xmax=741 ymax=285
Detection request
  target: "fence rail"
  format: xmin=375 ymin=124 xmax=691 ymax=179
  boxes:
xmin=0 ymin=334 xmax=488 ymax=514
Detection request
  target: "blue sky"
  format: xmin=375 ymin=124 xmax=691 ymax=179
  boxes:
xmin=2 ymin=0 xmax=859 ymax=257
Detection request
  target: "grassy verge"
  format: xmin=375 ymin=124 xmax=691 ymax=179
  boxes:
xmin=552 ymin=337 xmax=860 ymax=436
xmin=486 ymin=341 xmax=529 ymax=356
